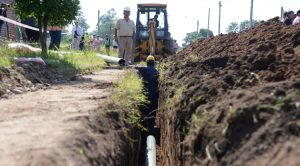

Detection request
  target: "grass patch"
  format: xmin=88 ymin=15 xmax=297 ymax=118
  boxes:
xmin=111 ymin=70 xmax=149 ymax=130
xmin=166 ymin=85 xmax=185 ymax=110
xmin=0 ymin=43 xmax=17 ymax=67
xmin=184 ymin=54 xmax=201 ymax=62
xmin=46 ymin=50 xmax=106 ymax=73
xmin=157 ymin=59 xmax=173 ymax=81
xmin=0 ymin=43 xmax=106 ymax=73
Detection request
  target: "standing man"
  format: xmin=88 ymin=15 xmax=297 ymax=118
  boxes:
xmin=48 ymin=26 xmax=63 ymax=50
xmin=115 ymin=7 xmax=136 ymax=65
xmin=72 ymin=21 xmax=83 ymax=50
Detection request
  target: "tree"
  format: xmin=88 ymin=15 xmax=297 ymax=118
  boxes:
xmin=239 ymin=20 xmax=259 ymax=31
xmin=199 ymin=29 xmax=213 ymax=38
xmin=14 ymin=0 xmax=80 ymax=54
xmin=226 ymin=22 xmax=239 ymax=33
xmin=182 ymin=29 xmax=213 ymax=48
xmin=226 ymin=20 xmax=259 ymax=33
xmin=77 ymin=11 xmax=89 ymax=33
xmin=97 ymin=8 xmax=117 ymax=38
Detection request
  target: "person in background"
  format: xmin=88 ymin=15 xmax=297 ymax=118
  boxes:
xmin=0 ymin=3 xmax=8 ymax=35
xmin=284 ymin=11 xmax=295 ymax=26
xmin=104 ymin=34 xmax=111 ymax=56
xmin=48 ymin=26 xmax=63 ymax=50
xmin=112 ymin=35 xmax=119 ymax=53
xmin=293 ymin=10 xmax=300 ymax=25
xmin=79 ymin=34 xmax=85 ymax=51
xmin=71 ymin=21 xmax=83 ymax=50
xmin=148 ymin=14 xmax=159 ymax=28
xmin=115 ymin=7 xmax=136 ymax=65
xmin=93 ymin=35 xmax=102 ymax=52
xmin=282 ymin=11 xmax=288 ymax=22
xmin=91 ymin=34 xmax=96 ymax=49
xmin=22 ymin=17 xmax=40 ymax=43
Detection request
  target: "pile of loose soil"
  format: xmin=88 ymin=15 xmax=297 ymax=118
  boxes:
xmin=158 ymin=17 xmax=300 ymax=166
xmin=0 ymin=63 xmax=71 ymax=98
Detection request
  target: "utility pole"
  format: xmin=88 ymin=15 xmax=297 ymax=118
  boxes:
xmin=207 ymin=8 xmax=210 ymax=38
xmin=218 ymin=1 xmax=222 ymax=35
xmin=197 ymin=20 xmax=199 ymax=34
xmin=250 ymin=0 xmax=254 ymax=28
xmin=97 ymin=10 xmax=100 ymax=35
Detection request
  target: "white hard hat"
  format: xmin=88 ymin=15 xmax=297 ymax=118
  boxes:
xmin=124 ymin=7 xmax=130 ymax=12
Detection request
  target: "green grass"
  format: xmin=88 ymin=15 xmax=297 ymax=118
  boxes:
xmin=46 ymin=50 xmax=106 ymax=73
xmin=111 ymin=70 xmax=149 ymax=130
xmin=112 ymin=70 xmax=149 ymax=110
xmin=0 ymin=44 xmax=18 ymax=67
xmin=0 ymin=43 xmax=106 ymax=73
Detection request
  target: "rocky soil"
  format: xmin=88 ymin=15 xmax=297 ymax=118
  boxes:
xmin=158 ymin=17 xmax=300 ymax=166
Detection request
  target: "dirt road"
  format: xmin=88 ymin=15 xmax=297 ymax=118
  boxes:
xmin=0 ymin=69 xmax=125 ymax=166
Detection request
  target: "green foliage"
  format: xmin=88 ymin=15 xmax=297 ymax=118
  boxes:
xmin=187 ymin=111 xmax=216 ymax=135
xmin=111 ymin=70 xmax=149 ymax=130
xmin=112 ymin=70 xmax=149 ymax=109
xmin=166 ymin=85 xmax=185 ymax=109
xmin=199 ymin=29 xmax=214 ymax=38
xmin=77 ymin=11 xmax=90 ymax=33
xmin=184 ymin=54 xmax=201 ymax=62
xmin=182 ymin=29 xmax=213 ymax=48
xmin=93 ymin=8 xmax=117 ymax=38
xmin=226 ymin=22 xmax=239 ymax=33
xmin=14 ymin=0 xmax=80 ymax=54
xmin=226 ymin=20 xmax=260 ymax=33
xmin=0 ymin=44 xmax=16 ymax=67
xmin=0 ymin=43 xmax=105 ymax=72
xmin=46 ymin=50 xmax=105 ymax=72
xmin=157 ymin=60 xmax=173 ymax=81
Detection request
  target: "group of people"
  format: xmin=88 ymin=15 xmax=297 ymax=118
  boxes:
xmin=283 ymin=10 xmax=300 ymax=25
xmin=71 ymin=21 xmax=118 ymax=55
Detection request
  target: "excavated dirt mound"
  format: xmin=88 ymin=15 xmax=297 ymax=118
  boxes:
xmin=0 ymin=63 xmax=70 ymax=98
xmin=158 ymin=17 xmax=300 ymax=166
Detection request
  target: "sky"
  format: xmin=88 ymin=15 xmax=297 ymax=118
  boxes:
xmin=78 ymin=0 xmax=299 ymax=46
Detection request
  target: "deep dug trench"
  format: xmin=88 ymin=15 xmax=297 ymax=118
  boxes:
xmin=158 ymin=18 xmax=300 ymax=166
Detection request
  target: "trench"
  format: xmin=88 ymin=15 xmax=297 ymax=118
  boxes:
xmin=136 ymin=66 xmax=161 ymax=166
xmin=70 ymin=68 xmax=161 ymax=166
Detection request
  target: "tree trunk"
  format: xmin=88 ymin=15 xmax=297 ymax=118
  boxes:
xmin=38 ymin=15 xmax=48 ymax=55
xmin=40 ymin=25 xmax=48 ymax=55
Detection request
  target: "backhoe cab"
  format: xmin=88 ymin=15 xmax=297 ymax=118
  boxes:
xmin=134 ymin=3 xmax=175 ymax=62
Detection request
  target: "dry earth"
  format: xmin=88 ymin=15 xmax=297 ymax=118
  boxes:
xmin=0 ymin=69 xmax=133 ymax=166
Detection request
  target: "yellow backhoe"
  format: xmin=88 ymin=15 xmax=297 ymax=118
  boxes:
xmin=134 ymin=3 xmax=176 ymax=62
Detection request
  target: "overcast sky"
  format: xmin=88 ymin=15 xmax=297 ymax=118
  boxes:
xmin=78 ymin=0 xmax=299 ymax=46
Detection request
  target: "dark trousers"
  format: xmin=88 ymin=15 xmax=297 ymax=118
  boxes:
xmin=25 ymin=29 xmax=39 ymax=42
xmin=49 ymin=30 xmax=62 ymax=50
xmin=0 ymin=22 xmax=3 ymax=35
